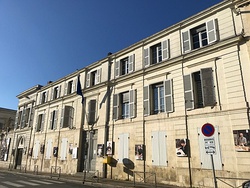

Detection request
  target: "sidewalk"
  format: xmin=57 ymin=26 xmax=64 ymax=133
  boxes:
xmin=0 ymin=168 xmax=183 ymax=188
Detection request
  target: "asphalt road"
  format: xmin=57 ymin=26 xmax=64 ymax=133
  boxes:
xmin=0 ymin=171 xmax=91 ymax=188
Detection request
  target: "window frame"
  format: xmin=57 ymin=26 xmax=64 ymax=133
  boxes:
xmin=144 ymin=39 xmax=169 ymax=67
xmin=113 ymin=90 xmax=136 ymax=120
xmin=184 ymin=67 xmax=216 ymax=110
xmin=182 ymin=19 xmax=217 ymax=53
xmin=143 ymin=79 xmax=173 ymax=116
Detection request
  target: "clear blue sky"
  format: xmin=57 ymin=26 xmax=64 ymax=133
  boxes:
xmin=0 ymin=0 xmax=222 ymax=110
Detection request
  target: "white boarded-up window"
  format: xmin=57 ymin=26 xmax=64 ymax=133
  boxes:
xmin=60 ymin=138 xmax=68 ymax=160
xmin=117 ymin=133 xmax=129 ymax=163
xmin=45 ymin=139 xmax=52 ymax=159
xmin=198 ymin=127 xmax=222 ymax=170
xmin=151 ymin=131 xmax=167 ymax=166
xmin=33 ymin=140 xmax=40 ymax=159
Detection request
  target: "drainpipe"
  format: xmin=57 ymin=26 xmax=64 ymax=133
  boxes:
xmin=103 ymin=53 xmax=112 ymax=178
xmin=182 ymin=59 xmax=193 ymax=188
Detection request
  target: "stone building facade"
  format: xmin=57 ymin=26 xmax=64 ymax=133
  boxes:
xmin=0 ymin=107 xmax=16 ymax=168
xmin=9 ymin=0 xmax=250 ymax=187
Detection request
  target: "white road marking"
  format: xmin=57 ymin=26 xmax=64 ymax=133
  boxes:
xmin=29 ymin=179 xmax=53 ymax=184
xmin=43 ymin=179 xmax=64 ymax=184
xmin=0 ymin=185 xmax=8 ymax=188
xmin=2 ymin=181 xmax=24 ymax=187
xmin=17 ymin=180 xmax=40 ymax=186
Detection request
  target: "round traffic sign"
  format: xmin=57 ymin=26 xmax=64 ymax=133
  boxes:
xmin=201 ymin=123 xmax=215 ymax=137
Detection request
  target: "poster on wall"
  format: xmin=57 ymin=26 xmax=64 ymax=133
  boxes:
xmin=69 ymin=143 xmax=73 ymax=154
xmin=233 ymin=130 xmax=250 ymax=152
xmin=135 ymin=144 xmax=144 ymax=160
xmin=97 ymin=144 xmax=104 ymax=157
xmin=176 ymin=139 xmax=188 ymax=157
xmin=106 ymin=141 xmax=113 ymax=155
xmin=72 ymin=147 xmax=78 ymax=159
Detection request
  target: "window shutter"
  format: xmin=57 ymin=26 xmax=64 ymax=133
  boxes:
xmin=60 ymin=138 xmax=68 ymax=160
xmin=60 ymin=108 xmax=64 ymax=128
xmin=54 ymin=110 xmax=58 ymax=130
xmin=123 ymin=133 xmax=129 ymax=159
xmin=129 ymin=90 xmax=136 ymax=118
xmin=72 ymin=79 xmax=76 ymax=93
xmin=96 ymin=68 xmax=101 ymax=84
xmin=35 ymin=114 xmax=38 ymax=132
xmin=64 ymin=82 xmax=68 ymax=95
xmin=118 ymin=135 xmax=124 ymax=163
xmin=51 ymin=88 xmax=54 ymax=100
xmin=46 ymin=139 xmax=52 ymax=159
xmin=21 ymin=109 xmax=26 ymax=128
xmin=184 ymin=74 xmax=194 ymax=110
xmin=33 ymin=140 xmax=40 ymax=159
xmin=143 ymin=86 xmax=150 ymax=116
xmin=39 ymin=93 xmax=42 ymax=104
xmin=200 ymin=68 xmax=216 ymax=107
xmin=41 ymin=113 xmax=45 ymax=132
xmin=206 ymin=19 xmax=217 ymax=44
xmin=159 ymin=131 xmax=167 ymax=166
xmin=49 ymin=111 xmax=53 ymax=130
xmin=164 ymin=79 xmax=173 ymax=113
xmin=58 ymin=85 xmax=61 ymax=98
xmin=151 ymin=132 xmax=159 ymax=166
xmin=14 ymin=111 xmax=19 ymax=129
xmin=144 ymin=48 xmax=150 ymax=67
xmin=115 ymin=61 xmax=120 ymax=78
xmin=63 ymin=106 xmax=70 ymax=128
xmin=182 ymin=30 xmax=191 ymax=53
xmin=46 ymin=91 xmax=49 ymax=102
xmin=162 ymin=39 xmax=169 ymax=60
xmin=113 ymin=94 xmax=119 ymax=120
xmin=128 ymin=54 xmax=134 ymax=73
xmin=88 ymin=100 xmax=96 ymax=125
xmin=69 ymin=107 xmax=74 ymax=129
xmin=86 ymin=72 xmax=90 ymax=88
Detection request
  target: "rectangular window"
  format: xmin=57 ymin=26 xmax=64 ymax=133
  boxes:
xmin=24 ymin=108 xmax=30 ymax=126
xmin=36 ymin=114 xmax=45 ymax=132
xmin=182 ymin=19 xmax=217 ymax=53
xmin=143 ymin=79 xmax=173 ymax=116
xmin=86 ymin=69 xmax=101 ymax=87
xmin=144 ymin=40 xmax=169 ymax=67
xmin=50 ymin=110 xmax=58 ymax=130
xmin=151 ymin=43 xmax=162 ymax=64
xmin=113 ymin=90 xmax=136 ymax=120
xmin=67 ymin=81 xmax=73 ymax=94
xmin=152 ymin=83 xmax=164 ymax=114
xmin=60 ymin=106 xmax=74 ymax=129
xmin=88 ymin=100 xmax=96 ymax=125
xmin=53 ymin=86 xmax=60 ymax=100
xmin=151 ymin=131 xmax=167 ymax=166
xmin=115 ymin=55 xmax=134 ymax=78
xmin=41 ymin=92 xmax=46 ymax=104
xmin=184 ymin=68 xmax=216 ymax=110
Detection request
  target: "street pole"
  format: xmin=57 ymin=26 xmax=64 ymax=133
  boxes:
xmin=211 ymin=154 xmax=218 ymax=188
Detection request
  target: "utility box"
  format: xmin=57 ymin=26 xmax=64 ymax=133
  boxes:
xmin=103 ymin=156 xmax=112 ymax=164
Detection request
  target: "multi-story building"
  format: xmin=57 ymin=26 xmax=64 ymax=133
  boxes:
xmin=10 ymin=0 xmax=250 ymax=187
xmin=0 ymin=107 xmax=16 ymax=168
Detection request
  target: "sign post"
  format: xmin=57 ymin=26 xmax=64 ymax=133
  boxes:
xmin=201 ymin=123 xmax=218 ymax=188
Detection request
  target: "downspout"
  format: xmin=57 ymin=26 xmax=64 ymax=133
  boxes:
xmin=40 ymin=103 xmax=50 ymax=172
xmin=179 ymin=23 xmax=192 ymax=188
xmin=26 ymin=101 xmax=35 ymax=168
xmin=103 ymin=53 xmax=112 ymax=178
